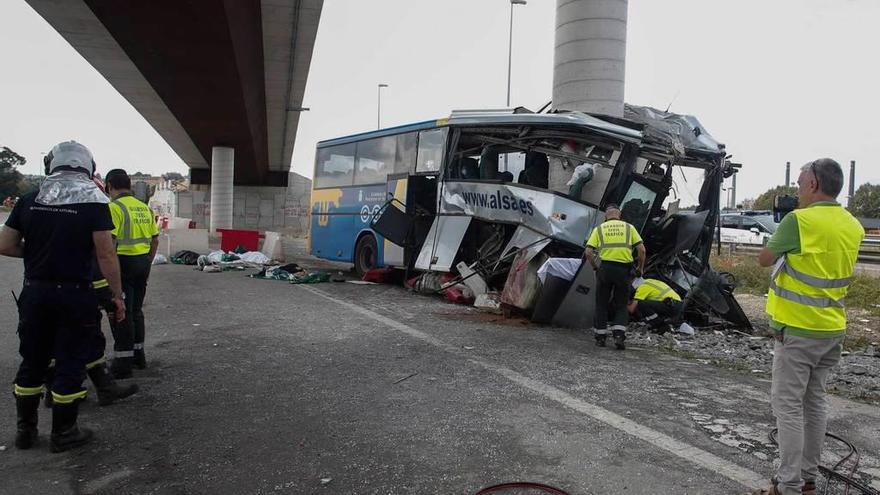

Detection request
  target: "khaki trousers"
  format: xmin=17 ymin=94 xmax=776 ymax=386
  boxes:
xmin=771 ymin=333 xmax=844 ymax=494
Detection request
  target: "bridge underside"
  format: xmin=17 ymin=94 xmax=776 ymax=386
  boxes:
xmin=26 ymin=0 xmax=322 ymax=187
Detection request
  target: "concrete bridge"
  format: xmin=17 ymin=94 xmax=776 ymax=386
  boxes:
xmin=24 ymin=0 xmax=323 ymax=230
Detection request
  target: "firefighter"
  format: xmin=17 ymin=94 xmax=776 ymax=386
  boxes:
xmin=584 ymin=205 xmax=646 ymax=350
xmin=627 ymin=277 xmax=683 ymax=334
xmin=0 ymin=141 xmax=124 ymax=452
xmin=104 ymin=169 xmax=159 ymax=377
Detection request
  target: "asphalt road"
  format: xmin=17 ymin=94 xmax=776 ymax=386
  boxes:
xmin=0 ymin=256 xmax=878 ymax=495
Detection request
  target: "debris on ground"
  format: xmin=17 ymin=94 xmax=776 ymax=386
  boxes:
xmin=171 ymin=250 xmax=200 ymax=265
xmin=152 ymin=253 xmax=168 ymax=265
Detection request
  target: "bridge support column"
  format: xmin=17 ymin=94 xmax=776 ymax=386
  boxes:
xmin=210 ymin=146 xmax=234 ymax=232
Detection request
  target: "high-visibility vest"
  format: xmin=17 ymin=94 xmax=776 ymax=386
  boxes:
xmin=110 ymin=194 xmax=159 ymax=256
xmin=766 ymin=205 xmax=864 ymax=332
xmin=635 ymin=279 xmax=682 ymax=302
xmin=594 ymin=219 xmax=637 ymax=263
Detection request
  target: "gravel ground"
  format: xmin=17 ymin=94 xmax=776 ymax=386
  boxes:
xmin=627 ymin=293 xmax=880 ymax=405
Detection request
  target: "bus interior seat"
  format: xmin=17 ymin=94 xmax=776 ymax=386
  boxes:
xmin=479 ymin=145 xmax=499 ymax=180
xmin=459 ymin=157 xmax=479 ymax=179
xmin=518 ymin=151 xmax=549 ymax=188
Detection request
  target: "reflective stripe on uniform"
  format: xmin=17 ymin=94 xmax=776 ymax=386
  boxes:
xmin=92 ymin=278 xmax=109 ymax=289
xmin=14 ymin=384 xmax=45 ymax=397
xmin=780 ymin=262 xmax=851 ymax=289
xmin=86 ymin=356 xmax=106 ymax=369
xmin=51 ymin=390 xmax=87 ymax=404
xmin=114 ymin=350 xmax=135 ymax=358
xmin=644 ymin=313 xmax=658 ymax=321
xmin=133 ymin=343 xmax=144 ymax=350
xmin=593 ymin=328 xmax=610 ymax=335
xmin=610 ymin=324 xmax=627 ymax=331
xmin=769 ymin=280 xmax=845 ymax=309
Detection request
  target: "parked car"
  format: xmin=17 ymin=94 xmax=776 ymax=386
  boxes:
xmin=720 ymin=213 xmax=777 ymax=245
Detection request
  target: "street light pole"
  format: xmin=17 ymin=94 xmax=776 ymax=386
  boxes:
xmin=507 ymin=0 xmax=527 ymax=108
xmin=377 ymin=83 xmax=388 ymax=129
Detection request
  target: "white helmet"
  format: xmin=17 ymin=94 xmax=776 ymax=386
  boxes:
xmin=44 ymin=141 xmax=95 ymax=177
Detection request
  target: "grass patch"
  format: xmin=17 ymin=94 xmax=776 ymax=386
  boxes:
xmin=712 ymin=255 xmax=880 ymax=316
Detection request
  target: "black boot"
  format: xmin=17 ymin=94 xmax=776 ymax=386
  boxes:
xmin=14 ymin=394 xmax=40 ymax=450
xmin=50 ymin=401 xmax=93 ymax=453
xmin=88 ymin=363 xmax=139 ymax=406
xmin=595 ymin=335 xmax=607 ymax=347
xmin=133 ymin=349 xmax=146 ymax=370
xmin=612 ymin=329 xmax=626 ymax=350
xmin=110 ymin=357 xmax=133 ymax=379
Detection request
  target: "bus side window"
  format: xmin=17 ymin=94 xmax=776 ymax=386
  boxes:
xmin=355 ymin=136 xmax=396 ymax=185
xmin=416 ymin=128 xmax=448 ymax=173
xmin=395 ymin=132 xmax=417 ymax=174
xmin=315 ymin=143 xmax=355 ymax=188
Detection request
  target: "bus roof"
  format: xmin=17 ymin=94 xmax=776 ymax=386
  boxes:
xmin=316 ymin=111 xmax=643 ymax=149
xmin=317 ymin=119 xmax=441 ymax=148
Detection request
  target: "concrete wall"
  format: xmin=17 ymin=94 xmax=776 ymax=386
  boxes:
xmin=149 ymin=172 xmax=311 ymax=237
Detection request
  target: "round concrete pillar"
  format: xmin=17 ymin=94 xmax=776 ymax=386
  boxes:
xmin=210 ymin=146 xmax=234 ymax=232
xmin=552 ymin=0 xmax=628 ymax=117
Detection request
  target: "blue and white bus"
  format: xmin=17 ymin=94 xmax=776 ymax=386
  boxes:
xmin=309 ymin=107 xmax=749 ymax=327
xmin=310 ymin=119 xmax=448 ymax=275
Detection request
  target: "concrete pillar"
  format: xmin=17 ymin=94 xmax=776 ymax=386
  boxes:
xmin=552 ymin=0 xmax=628 ymax=117
xmin=210 ymin=146 xmax=234 ymax=232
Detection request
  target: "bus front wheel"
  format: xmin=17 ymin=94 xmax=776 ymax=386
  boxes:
xmin=354 ymin=234 xmax=378 ymax=277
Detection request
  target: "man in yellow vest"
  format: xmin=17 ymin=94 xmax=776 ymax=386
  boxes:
xmin=752 ymin=159 xmax=864 ymax=495
xmin=627 ymin=277 xmax=682 ymax=333
xmin=105 ymin=169 xmax=160 ymax=378
xmin=584 ymin=205 xmax=646 ymax=350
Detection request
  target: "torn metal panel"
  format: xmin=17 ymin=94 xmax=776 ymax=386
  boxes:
xmin=500 ymin=239 xmax=551 ymax=310
xmin=441 ymin=181 xmax=599 ymax=247
xmin=414 ymin=215 xmax=471 ymax=272
xmin=499 ymin=225 xmax=551 ymax=260
xmin=623 ymin=104 xmax=724 ymax=156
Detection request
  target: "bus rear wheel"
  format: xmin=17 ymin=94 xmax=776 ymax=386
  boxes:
xmin=354 ymin=234 xmax=378 ymax=277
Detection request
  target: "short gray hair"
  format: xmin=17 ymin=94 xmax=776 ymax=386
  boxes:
xmin=801 ymin=158 xmax=844 ymax=197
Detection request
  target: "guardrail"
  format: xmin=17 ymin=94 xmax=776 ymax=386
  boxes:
xmin=719 ymin=242 xmax=880 ymax=264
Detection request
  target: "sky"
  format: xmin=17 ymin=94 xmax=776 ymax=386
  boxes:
xmin=1 ymin=0 xmax=878 ymax=203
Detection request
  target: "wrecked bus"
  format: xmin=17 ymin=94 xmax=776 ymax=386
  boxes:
xmin=310 ymin=106 xmax=751 ymax=329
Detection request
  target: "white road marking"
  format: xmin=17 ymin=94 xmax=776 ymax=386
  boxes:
xmin=299 ymin=285 xmax=767 ymax=489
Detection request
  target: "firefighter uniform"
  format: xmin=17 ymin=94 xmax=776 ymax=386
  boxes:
xmin=631 ymin=278 xmax=683 ymax=333
xmin=109 ymin=193 xmax=159 ymax=377
xmin=585 ymin=218 xmax=642 ymax=347
xmin=5 ymin=140 xmax=115 ymax=452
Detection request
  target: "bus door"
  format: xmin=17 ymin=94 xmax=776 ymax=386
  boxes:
xmin=382 ymin=173 xmax=409 ymax=267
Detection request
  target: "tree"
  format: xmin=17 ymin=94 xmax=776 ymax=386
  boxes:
xmin=749 ymin=185 xmax=797 ymax=210
xmin=0 ymin=146 xmax=26 ymax=199
xmin=848 ymin=183 xmax=880 ymax=218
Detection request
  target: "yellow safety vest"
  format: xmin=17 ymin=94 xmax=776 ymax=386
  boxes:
xmin=635 ymin=279 xmax=682 ymax=302
xmin=591 ymin=219 xmax=638 ymax=263
xmin=110 ymin=194 xmax=159 ymax=256
xmin=766 ymin=205 xmax=864 ymax=332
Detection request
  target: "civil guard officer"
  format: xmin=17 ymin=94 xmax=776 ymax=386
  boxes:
xmin=751 ymin=159 xmax=864 ymax=495
xmin=104 ymin=169 xmax=159 ymax=377
xmin=0 ymin=141 xmax=124 ymax=452
xmin=583 ymin=205 xmax=646 ymax=350
xmin=627 ymin=277 xmax=683 ymax=334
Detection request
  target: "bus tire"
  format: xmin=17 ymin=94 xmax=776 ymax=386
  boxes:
xmin=354 ymin=234 xmax=378 ymax=277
